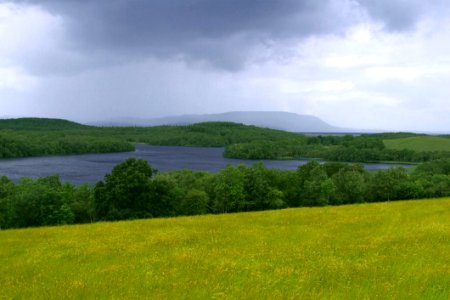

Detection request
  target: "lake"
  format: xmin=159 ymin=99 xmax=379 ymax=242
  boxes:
xmin=0 ymin=144 xmax=413 ymax=185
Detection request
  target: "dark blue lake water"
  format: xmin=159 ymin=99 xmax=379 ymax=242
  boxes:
xmin=0 ymin=144 xmax=413 ymax=185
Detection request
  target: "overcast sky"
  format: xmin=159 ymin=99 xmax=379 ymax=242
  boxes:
xmin=0 ymin=0 xmax=449 ymax=131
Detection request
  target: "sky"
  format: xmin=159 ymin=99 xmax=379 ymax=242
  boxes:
xmin=0 ymin=0 xmax=449 ymax=131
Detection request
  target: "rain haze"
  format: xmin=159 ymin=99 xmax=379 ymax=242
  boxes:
xmin=0 ymin=0 xmax=449 ymax=131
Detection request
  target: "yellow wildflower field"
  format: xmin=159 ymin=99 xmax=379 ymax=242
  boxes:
xmin=1 ymin=199 xmax=450 ymax=299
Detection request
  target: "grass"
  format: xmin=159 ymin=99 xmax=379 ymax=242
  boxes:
xmin=1 ymin=199 xmax=450 ymax=299
xmin=384 ymin=136 xmax=450 ymax=152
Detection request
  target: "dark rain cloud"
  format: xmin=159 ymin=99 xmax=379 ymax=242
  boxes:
xmin=8 ymin=0 xmax=442 ymax=72
xmin=9 ymin=0 xmax=354 ymax=72
xmin=356 ymin=0 xmax=438 ymax=31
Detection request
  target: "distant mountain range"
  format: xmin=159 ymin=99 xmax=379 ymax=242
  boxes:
xmin=92 ymin=111 xmax=349 ymax=133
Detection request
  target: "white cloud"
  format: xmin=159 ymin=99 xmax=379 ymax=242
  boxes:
xmin=365 ymin=66 xmax=423 ymax=82
xmin=0 ymin=67 xmax=36 ymax=90
xmin=230 ymin=16 xmax=450 ymax=131
xmin=0 ymin=3 xmax=65 ymax=70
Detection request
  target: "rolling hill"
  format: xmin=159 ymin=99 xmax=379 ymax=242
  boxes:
xmin=0 ymin=118 xmax=90 ymax=131
xmin=1 ymin=198 xmax=449 ymax=298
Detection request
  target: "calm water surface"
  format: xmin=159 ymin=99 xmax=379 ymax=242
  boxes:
xmin=0 ymin=144 xmax=412 ymax=185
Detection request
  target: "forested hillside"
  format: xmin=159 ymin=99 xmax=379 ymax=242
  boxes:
xmin=0 ymin=119 xmax=301 ymax=158
xmin=0 ymin=118 xmax=90 ymax=130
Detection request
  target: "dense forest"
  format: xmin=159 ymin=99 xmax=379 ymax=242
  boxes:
xmin=224 ymin=135 xmax=450 ymax=162
xmin=0 ymin=119 xmax=298 ymax=158
xmin=1 ymin=158 xmax=450 ymax=229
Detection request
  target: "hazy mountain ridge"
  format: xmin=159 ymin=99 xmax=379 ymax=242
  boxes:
xmin=93 ymin=111 xmax=347 ymax=133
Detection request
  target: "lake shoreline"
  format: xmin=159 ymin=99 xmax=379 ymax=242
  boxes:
xmin=0 ymin=144 xmax=415 ymax=185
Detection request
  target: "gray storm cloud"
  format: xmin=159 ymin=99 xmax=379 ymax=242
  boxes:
xmin=358 ymin=0 xmax=446 ymax=31
xmin=11 ymin=0 xmax=350 ymax=72
xmin=9 ymin=0 xmax=436 ymax=73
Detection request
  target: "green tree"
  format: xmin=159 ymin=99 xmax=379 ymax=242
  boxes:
xmin=6 ymin=176 xmax=75 ymax=228
xmin=297 ymin=161 xmax=334 ymax=206
xmin=332 ymin=168 xmax=367 ymax=205
xmin=150 ymin=176 xmax=182 ymax=217
xmin=179 ymin=189 xmax=209 ymax=215
xmin=242 ymin=163 xmax=272 ymax=210
xmin=265 ymin=188 xmax=286 ymax=209
xmin=0 ymin=176 xmax=15 ymax=228
xmin=69 ymin=184 xmax=96 ymax=223
xmin=212 ymin=166 xmax=245 ymax=213
xmin=94 ymin=158 xmax=155 ymax=220
xmin=369 ymin=168 xmax=409 ymax=201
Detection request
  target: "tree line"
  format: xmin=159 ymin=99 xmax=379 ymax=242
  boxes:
xmin=224 ymin=136 xmax=450 ymax=163
xmin=1 ymin=158 xmax=449 ymax=229
xmin=0 ymin=131 xmax=134 ymax=158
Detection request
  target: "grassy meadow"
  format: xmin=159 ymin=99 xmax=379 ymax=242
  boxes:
xmin=384 ymin=136 xmax=450 ymax=152
xmin=1 ymin=198 xmax=450 ymax=299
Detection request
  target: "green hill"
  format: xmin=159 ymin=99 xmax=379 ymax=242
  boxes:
xmin=0 ymin=120 xmax=304 ymax=158
xmin=384 ymin=136 xmax=450 ymax=152
xmin=0 ymin=118 xmax=90 ymax=130
xmin=107 ymin=121 xmax=302 ymax=146
xmin=1 ymin=198 xmax=449 ymax=299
